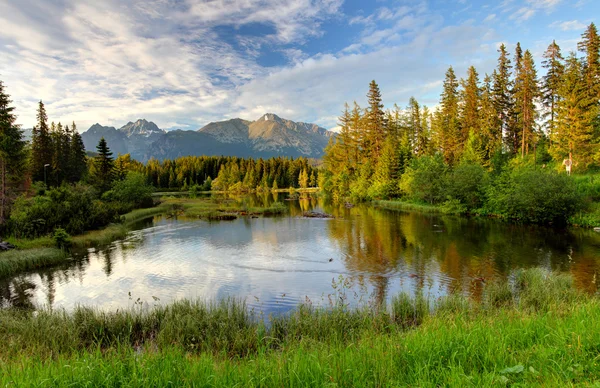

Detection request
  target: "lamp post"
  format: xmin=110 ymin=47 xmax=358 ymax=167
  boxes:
xmin=44 ymin=164 xmax=50 ymax=188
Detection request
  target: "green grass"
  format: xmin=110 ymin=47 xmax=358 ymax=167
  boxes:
xmin=1 ymin=269 xmax=598 ymax=386
xmin=373 ymin=199 xmax=458 ymax=214
xmin=0 ymin=248 xmax=68 ymax=278
xmin=162 ymin=197 xmax=287 ymax=219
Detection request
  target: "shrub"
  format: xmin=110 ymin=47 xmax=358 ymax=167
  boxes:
xmin=103 ymin=172 xmax=154 ymax=208
xmin=485 ymin=163 xmax=582 ymax=225
xmin=8 ymin=184 xmax=120 ymax=238
xmin=53 ymin=228 xmax=72 ymax=250
xmin=399 ymin=154 xmax=448 ymax=204
xmin=446 ymin=162 xmax=489 ymax=210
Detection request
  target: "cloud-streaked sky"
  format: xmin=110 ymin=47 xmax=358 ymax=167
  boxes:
xmin=0 ymin=0 xmax=597 ymax=131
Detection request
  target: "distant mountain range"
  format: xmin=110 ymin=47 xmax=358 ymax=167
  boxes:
xmin=81 ymin=114 xmax=335 ymax=161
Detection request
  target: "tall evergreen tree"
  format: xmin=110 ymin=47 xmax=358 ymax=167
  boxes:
xmin=0 ymin=81 xmax=26 ymax=224
xmin=551 ymin=53 xmax=593 ymax=169
xmin=479 ymin=73 xmax=501 ymax=163
xmin=492 ymin=44 xmax=513 ymax=153
xmin=541 ymin=40 xmax=565 ymax=140
xmin=69 ymin=122 xmax=87 ymax=182
xmin=408 ymin=97 xmax=426 ymax=155
xmin=31 ymin=101 xmax=53 ymax=184
xmin=365 ymin=80 xmax=385 ymax=160
xmin=439 ymin=66 xmax=461 ymax=164
xmin=93 ymin=137 xmax=115 ymax=193
xmin=515 ymin=50 xmax=540 ymax=157
xmin=578 ymin=22 xmax=600 ymax=97
xmin=460 ymin=66 xmax=481 ymax=147
xmin=507 ymin=42 xmax=524 ymax=155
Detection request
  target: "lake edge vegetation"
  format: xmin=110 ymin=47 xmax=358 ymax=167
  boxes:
xmin=2 ymin=268 xmax=600 ymax=386
xmin=323 ymin=23 xmax=600 ymax=227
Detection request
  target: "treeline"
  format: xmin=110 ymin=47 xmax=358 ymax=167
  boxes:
xmin=323 ymin=23 xmax=600 ymax=224
xmin=126 ymin=156 xmax=318 ymax=192
xmin=30 ymin=102 xmax=87 ymax=186
xmin=0 ymin=87 xmax=154 ymax=239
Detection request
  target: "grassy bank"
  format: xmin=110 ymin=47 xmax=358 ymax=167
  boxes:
xmin=1 ymin=269 xmax=599 ymax=385
xmin=164 ymin=197 xmax=287 ymax=219
xmin=0 ymin=248 xmax=68 ymax=278
xmin=373 ymin=199 xmax=462 ymax=215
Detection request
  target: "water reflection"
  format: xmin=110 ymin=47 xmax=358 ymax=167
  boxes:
xmin=1 ymin=194 xmax=599 ymax=313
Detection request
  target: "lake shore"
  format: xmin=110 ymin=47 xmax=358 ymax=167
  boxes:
xmin=1 ymin=269 xmax=598 ymax=386
xmin=0 ymin=197 xmax=288 ymax=278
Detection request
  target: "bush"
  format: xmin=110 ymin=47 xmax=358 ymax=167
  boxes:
xmin=103 ymin=172 xmax=154 ymax=208
xmin=399 ymin=155 xmax=448 ymax=204
xmin=485 ymin=163 xmax=582 ymax=225
xmin=8 ymin=184 xmax=120 ymax=238
xmin=53 ymin=228 xmax=72 ymax=250
xmin=446 ymin=162 xmax=489 ymax=210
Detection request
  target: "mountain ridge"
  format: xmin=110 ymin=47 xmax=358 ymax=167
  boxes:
xmin=82 ymin=114 xmax=335 ymax=162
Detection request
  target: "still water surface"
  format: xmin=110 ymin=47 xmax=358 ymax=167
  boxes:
xmin=2 ymin=194 xmax=600 ymax=313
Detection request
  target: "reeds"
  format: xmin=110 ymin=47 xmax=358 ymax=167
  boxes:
xmin=1 ymin=269 xmax=599 ymax=385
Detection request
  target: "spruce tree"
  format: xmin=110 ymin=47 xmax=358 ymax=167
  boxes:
xmin=578 ymin=23 xmax=600 ymax=97
xmin=516 ymin=50 xmax=540 ymax=157
xmin=507 ymin=43 xmax=524 ymax=154
xmin=551 ymin=53 xmax=593 ymax=169
xmin=492 ymin=44 xmax=513 ymax=152
xmin=479 ymin=74 xmax=501 ymax=163
xmin=0 ymin=81 xmax=26 ymax=224
xmin=439 ymin=66 xmax=461 ymax=164
xmin=31 ymin=101 xmax=53 ymax=184
xmin=93 ymin=137 xmax=115 ymax=193
xmin=365 ymin=80 xmax=385 ymax=161
xmin=69 ymin=122 xmax=87 ymax=182
xmin=541 ymin=40 xmax=565 ymax=140
xmin=459 ymin=66 xmax=481 ymax=148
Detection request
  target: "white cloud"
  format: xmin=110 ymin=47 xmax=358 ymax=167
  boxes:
xmin=549 ymin=20 xmax=588 ymax=31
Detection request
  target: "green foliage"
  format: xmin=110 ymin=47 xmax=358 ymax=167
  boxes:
xmin=52 ymin=228 xmax=72 ymax=250
xmin=92 ymin=137 xmax=115 ymax=193
xmin=8 ymin=184 xmax=120 ymax=238
xmin=103 ymin=172 xmax=154 ymax=208
xmin=189 ymin=184 xmax=201 ymax=198
xmin=486 ymin=163 xmax=582 ymax=225
xmin=399 ymin=154 xmax=448 ymax=204
xmin=446 ymin=162 xmax=489 ymax=210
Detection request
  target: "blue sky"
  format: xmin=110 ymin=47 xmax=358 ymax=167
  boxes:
xmin=0 ymin=0 xmax=597 ymax=131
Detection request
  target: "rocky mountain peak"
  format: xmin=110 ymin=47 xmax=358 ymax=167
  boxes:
xmin=258 ymin=113 xmax=284 ymax=123
xmin=119 ymin=119 xmax=163 ymax=137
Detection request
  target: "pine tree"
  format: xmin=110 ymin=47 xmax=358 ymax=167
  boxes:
xmin=337 ymin=103 xmax=355 ymax=171
xmin=578 ymin=23 xmax=600 ymax=97
xmin=69 ymin=122 xmax=87 ymax=182
xmin=408 ymin=97 xmax=426 ymax=155
xmin=541 ymin=40 xmax=565 ymax=140
xmin=551 ymin=53 xmax=593 ymax=169
xmin=515 ymin=50 xmax=540 ymax=157
xmin=479 ymin=74 xmax=501 ymax=163
xmin=460 ymin=66 xmax=481 ymax=146
xmin=93 ymin=137 xmax=115 ymax=193
xmin=365 ymin=80 xmax=385 ymax=160
xmin=298 ymin=168 xmax=309 ymax=189
xmin=492 ymin=44 xmax=513 ymax=153
xmin=370 ymin=135 xmax=400 ymax=198
xmin=31 ymin=101 xmax=53 ymax=184
xmin=507 ymin=43 xmax=524 ymax=154
xmin=439 ymin=66 xmax=461 ymax=164
xmin=0 ymin=81 xmax=26 ymax=224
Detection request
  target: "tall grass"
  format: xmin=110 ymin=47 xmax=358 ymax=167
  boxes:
xmin=0 ymin=248 xmax=68 ymax=278
xmin=373 ymin=199 xmax=456 ymax=214
xmin=1 ymin=268 xmax=598 ymax=387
